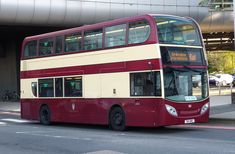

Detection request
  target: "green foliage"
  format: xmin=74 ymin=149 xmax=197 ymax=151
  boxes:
xmin=207 ymin=51 xmax=235 ymax=74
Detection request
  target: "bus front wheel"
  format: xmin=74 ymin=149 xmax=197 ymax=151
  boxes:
xmin=109 ymin=107 xmax=126 ymax=131
xmin=39 ymin=105 xmax=51 ymax=125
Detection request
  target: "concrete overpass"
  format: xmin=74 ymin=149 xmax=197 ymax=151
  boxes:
xmin=0 ymin=0 xmax=234 ymax=96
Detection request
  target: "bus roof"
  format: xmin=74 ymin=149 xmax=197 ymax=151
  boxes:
xmin=23 ymin=14 xmax=191 ymax=41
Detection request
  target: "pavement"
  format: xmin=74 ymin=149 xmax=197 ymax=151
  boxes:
xmin=0 ymin=101 xmax=20 ymax=113
xmin=209 ymin=95 xmax=235 ymax=122
xmin=0 ymin=96 xmax=234 ymax=122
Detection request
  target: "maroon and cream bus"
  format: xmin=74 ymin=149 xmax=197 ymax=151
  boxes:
xmin=20 ymin=14 xmax=209 ymax=130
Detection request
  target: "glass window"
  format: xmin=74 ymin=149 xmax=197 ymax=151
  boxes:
xmin=128 ymin=20 xmax=150 ymax=44
xmin=64 ymin=76 xmax=82 ymax=97
xmin=38 ymin=79 xmax=54 ymax=97
xmin=155 ymin=17 xmax=201 ymax=46
xmin=210 ymin=4 xmax=222 ymax=10
xmin=65 ymin=33 xmax=82 ymax=52
xmin=55 ymin=36 xmax=63 ymax=54
xmin=223 ymin=4 xmax=233 ymax=10
xmin=55 ymin=78 xmax=63 ymax=97
xmin=164 ymin=69 xmax=209 ymax=102
xmin=84 ymin=29 xmax=103 ymax=50
xmin=24 ymin=41 xmax=37 ymax=58
xmin=39 ymin=38 xmax=54 ymax=56
xmin=130 ymin=72 xmax=161 ymax=96
xmin=31 ymin=82 xmax=37 ymax=97
xmin=224 ymin=0 xmax=233 ymax=2
xmin=105 ymin=24 xmax=126 ymax=47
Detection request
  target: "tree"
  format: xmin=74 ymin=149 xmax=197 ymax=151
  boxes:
xmin=207 ymin=51 xmax=235 ymax=74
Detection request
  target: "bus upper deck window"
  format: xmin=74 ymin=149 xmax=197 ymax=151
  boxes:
xmin=65 ymin=33 xmax=82 ymax=52
xmin=39 ymin=38 xmax=54 ymax=56
xmin=55 ymin=36 xmax=63 ymax=54
xmin=105 ymin=24 xmax=126 ymax=48
xmin=84 ymin=29 xmax=103 ymax=50
xmin=128 ymin=20 xmax=150 ymax=44
xmin=24 ymin=40 xmax=37 ymax=58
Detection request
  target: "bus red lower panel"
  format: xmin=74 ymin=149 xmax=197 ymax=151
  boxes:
xmin=21 ymin=98 xmax=210 ymax=127
xmin=157 ymin=99 xmax=210 ymax=126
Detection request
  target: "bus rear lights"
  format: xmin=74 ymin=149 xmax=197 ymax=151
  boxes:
xmin=165 ymin=104 xmax=178 ymax=117
xmin=200 ymin=103 xmax=209 ymax=115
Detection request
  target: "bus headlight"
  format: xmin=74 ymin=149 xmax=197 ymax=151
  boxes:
xmin=165 ymin=104 xmax=178 ymax=117
xmin=201 ymin=103 xmax=209 ymax=114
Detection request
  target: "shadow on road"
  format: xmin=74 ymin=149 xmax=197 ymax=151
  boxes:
xmin=26 ymin=122 xmax=199 ymax=134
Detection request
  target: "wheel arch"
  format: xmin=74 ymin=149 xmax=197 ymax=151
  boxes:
xmin=108 ymin=104 xmax=123 ymax=119
xmin=39 ymin=103 xmax=50 ymax=114
xmin=39 ymin=103 xmax=51 ymax=125
xmin=108 ymin=104 xmax=126 ymax=127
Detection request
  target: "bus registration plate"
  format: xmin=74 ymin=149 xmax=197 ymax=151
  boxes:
xmin=184 ymin=119 xmax=195 ymax=124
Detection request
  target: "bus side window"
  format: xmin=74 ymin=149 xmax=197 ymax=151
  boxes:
xmin=38 ymin=78 xmax=54 ymax=97
xmin=128 ymin=20 xmax=150 ymax=44
xmin=130 ymin=71 xmax=161 ymax=96
xmin=39 ymin=38 xmax=54 ymax=56
xmin=55 ymin=36 xmax=63 ymax=54
xmin=31 ymin=82 xmax=37 ymax=97
xmin=24 ymin=40 xmax=37 ymax=58
xmin=84 ymin=29 xmax=103 ymax=50
xmin=105 ymin=24 xmax=126 ymax=48
xmin=55 ymin=78 xmax=63 ymax=97
xmin=65 ymin=33 xmax=82 ymax=52
xmin=64 ymin=76 xmax=82 ymax=97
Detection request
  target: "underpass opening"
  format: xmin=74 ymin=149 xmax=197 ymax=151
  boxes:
xmin=0 ymin=26 xmax=65 ymax=99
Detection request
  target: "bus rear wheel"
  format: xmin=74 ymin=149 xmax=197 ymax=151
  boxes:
xmin=109 ymin=107 xmax=126 ymax=131
xmin=39 ymin=105 xmax=51 ymax=125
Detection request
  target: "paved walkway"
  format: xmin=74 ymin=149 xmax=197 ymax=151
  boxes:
xmin=209 ymin=96 xmax=235 ymax=121
xmin=0 ymin=101 xmax=20 ymax=112
xmin=0 ymin=96 xmax=234 ymax=121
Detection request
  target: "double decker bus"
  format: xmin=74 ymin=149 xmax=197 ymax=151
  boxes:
xmin=20 ymin=14 xmax=209 ymax=130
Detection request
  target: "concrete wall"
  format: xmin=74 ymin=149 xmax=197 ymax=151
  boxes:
xmin=0 ymin=40 xmax=18 ymax=97
xmin=0 ymin=0 xmax=233 ymax=33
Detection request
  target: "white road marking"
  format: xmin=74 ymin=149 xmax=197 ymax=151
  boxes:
xmin=0 ymin=111 xmax=20 ymax=116
xmin=85 ymin=150 xmax=125 ymax=154
xmin=1 ymin=118 xmax=31 ymax=123
xmin=16 ymin=131 xmax=92 ymax=141
xmin=0 ymin=122 xmax=7 ymax=126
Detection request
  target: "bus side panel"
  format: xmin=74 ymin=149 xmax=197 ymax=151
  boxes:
xmin=21 ymin=99 xmax=40 ymax=121
xmin=21 ymin=99 xmax=62 ymax=122
xmin=21 ymin=100 xmax=33 ymax=120
xmin=124 ymin=98 xmax=161 ymax=127
xmin=21 ymin=98 xmax=161 ymax=127
xmin=74 ymin=99 xmax=108 ymax=125
xmin=21 ymin=98 xmax=210 ymax=127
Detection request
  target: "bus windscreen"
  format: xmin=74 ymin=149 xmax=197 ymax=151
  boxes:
xmin=155 ymin=16 xmax=201 ymax=46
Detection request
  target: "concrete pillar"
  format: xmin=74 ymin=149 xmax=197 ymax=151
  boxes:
xmin=0 ymin=40 xmax=18 ymax=97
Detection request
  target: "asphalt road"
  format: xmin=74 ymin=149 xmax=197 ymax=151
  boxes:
xmin=0 ymin=112 xmax=235 ymax=154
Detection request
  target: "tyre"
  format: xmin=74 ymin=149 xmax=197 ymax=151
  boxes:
xmin=39 ymin=105 xmax=51 ymax=125
xmin=109 ymin=107 xmax=126 ymax=131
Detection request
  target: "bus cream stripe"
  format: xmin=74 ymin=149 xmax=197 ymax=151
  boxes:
xmin=21 ymin=72 xmax=130 ymax=98
xmin=21 ymin=44 xmax=160 ymax=71
xmin=21 ymin=78 xmax=38 ymax=99
xmin=21 ymin=71 xmax=162 ymax=99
